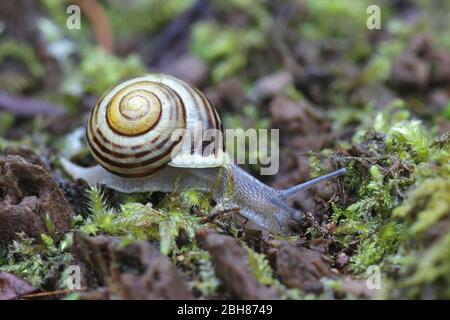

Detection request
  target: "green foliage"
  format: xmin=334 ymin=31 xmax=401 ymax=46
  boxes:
xmin=0 ymin=38 xmax=44 ymax=92
xmin=301 ymin=0 xmax=376 ymax=40
xmin=387 ymin=120 xmax=431 ymax=163
xmin=183 ymin=249 xmax=220 ymax=298
xmin=79 ymin=48 xmax=145 ymax=96
xmin=81 ymin=186 xmax=211 ymax=255
xmin=0 ymin=39 xmax=44 ymax=78
xmin=107 ymin=0 xmax=195 ymax=36
xmin=245 ymin=245 xmax=275 ymax=286
xmin=0 ymin=233 xmax=73 ymax=287
xmin=444 ymin=102 xmax=450 ymax=120
xmin=224 ymin=104 xmax=270 ymax=130
xmin=384 ymin=178 xmax=450 ymax=299
xmin=0 ymin=112 xmax=14 ymax=136
xmin=190 ymin=21 xmax=265 ymax=82
xmin=359 ymin=39 xmax=405 ymax=85
xmin=213 ymin=0 xmax=271 ymax=29
xmin=331 ymin=108 xmax=442 ymax=273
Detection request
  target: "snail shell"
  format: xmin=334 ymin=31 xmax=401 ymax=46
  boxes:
xmin=87 ymin=74 xmax=224 ymax=179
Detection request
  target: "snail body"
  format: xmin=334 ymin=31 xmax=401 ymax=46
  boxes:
xmin=62 ymin=74 xmax=346 ymax=234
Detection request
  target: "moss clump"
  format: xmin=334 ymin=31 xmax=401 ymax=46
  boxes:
xmin=331 ymin=106 xmax=446 ymax=274
xmin=0 ymin=233 xmax=73 ymax=288
xmin=384 ymin=178 xmax=450 ymax=299
xmin=80 ymin=186 xmax=215 ymax=256
xmin=179 ymin=249 xmax=220 ymax=298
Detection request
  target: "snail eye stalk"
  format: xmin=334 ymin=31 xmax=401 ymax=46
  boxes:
xmin=281 ymin=168 xmax=347 ymax=198
xmin=270 ymin=168 xmax=347 ymax=224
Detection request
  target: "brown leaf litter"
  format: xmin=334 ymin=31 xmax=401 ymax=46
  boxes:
xmin=0 ymin=271 xmax=37 ymax=300
xmin=72 ymin=232 xmax=193 ymax=300
xmin=196 ymin=229 xmax=280 ymax=299
xmin=0 ymin=154 xmax=74 ymax=244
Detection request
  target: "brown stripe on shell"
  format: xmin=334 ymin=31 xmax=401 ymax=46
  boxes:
xmin=192 ymin=86 xmax=218 ymax=131
xmin=178 ymin=81 xmax=214 ymax=130
xmin=87 ymin=134 xmax=182 ymax=170
xmin=90 ymin=118 xmax=147 ymax=151
xmin=168 ymin=86 xmax=187 ymax=132
xmin=207 ymin=95 xmax=223 ymax=134
xmin=90 ymin=131 xmax=178 ymax=161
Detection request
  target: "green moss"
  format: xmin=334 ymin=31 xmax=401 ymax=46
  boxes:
xmin=213 ymin=0 xmax=271 ymax=29
xmin=245 ymin=245 xmax=275 ymax=286
xmin=79 ymin=48 xmax=145 ymax=96
xmin=331 ymin=107 xmax=444 ymax=273
xmin=80 ymin=186 xmax=214 ymax=256
xmin=0 ymin=39 xmax=44 ymax=78
xmin=384 ymin=178 xmax=450 ymax=299
xmin=0 ymin=38 xmax=44 ymax=92
xmin=386 ymin=120 xmax=432 ymax=163
xmin=190 ymin=21 xmax=265 ymax=82
xmin=0 ymin=233 xmax=73 ymax=287
xmin=301 ymin=0 xmax=378 ymax=40
xmin=107 ymin=0 xmax=195 ymax=36
xmin=444 ymin=102 xmax=450 ymax=120
xmin=181 ymin=249 xmax=220 ymax=298
xmin=359 ymin=39 xmax=405 ymax=85
xmin=0 ymin=112 xmax=14 ymax=136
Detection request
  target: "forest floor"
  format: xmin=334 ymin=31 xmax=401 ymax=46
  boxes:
xmin=0 ymin=0 xmax=449 ymax=300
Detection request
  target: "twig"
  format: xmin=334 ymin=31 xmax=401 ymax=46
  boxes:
xmin=21 ymin=287 xmax=86 ymax=299
xmin=0 ymin=92 xmax=66 ymax=118
xmin=76 ymin=0 xmax=113 ymax=53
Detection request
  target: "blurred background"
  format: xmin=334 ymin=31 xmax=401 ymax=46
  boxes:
xmin=1 ymin=0 xmax=450 ymax=213
xmin=0 ymin=0 xmax=450 ymax=300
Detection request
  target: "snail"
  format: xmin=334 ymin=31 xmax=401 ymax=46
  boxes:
xmin=61 ymin=74 xmax=346 ymax=234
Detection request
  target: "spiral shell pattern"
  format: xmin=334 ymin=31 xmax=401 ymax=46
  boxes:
xmin=87 ymin=74 xmax=222 ymax=178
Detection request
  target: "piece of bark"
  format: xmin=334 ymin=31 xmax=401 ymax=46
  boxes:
xmin=0 ymin=272 xmax=37 ymax=300
xmin=0 ymin=155 xmax=74 ymax=244
xmin=273 ymin=241 xmax=332 ymax=293
xmin=72 ymin=233 xmax=193 ymax=300
xmin=196 ymin=230 xmax=279 ymax=299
